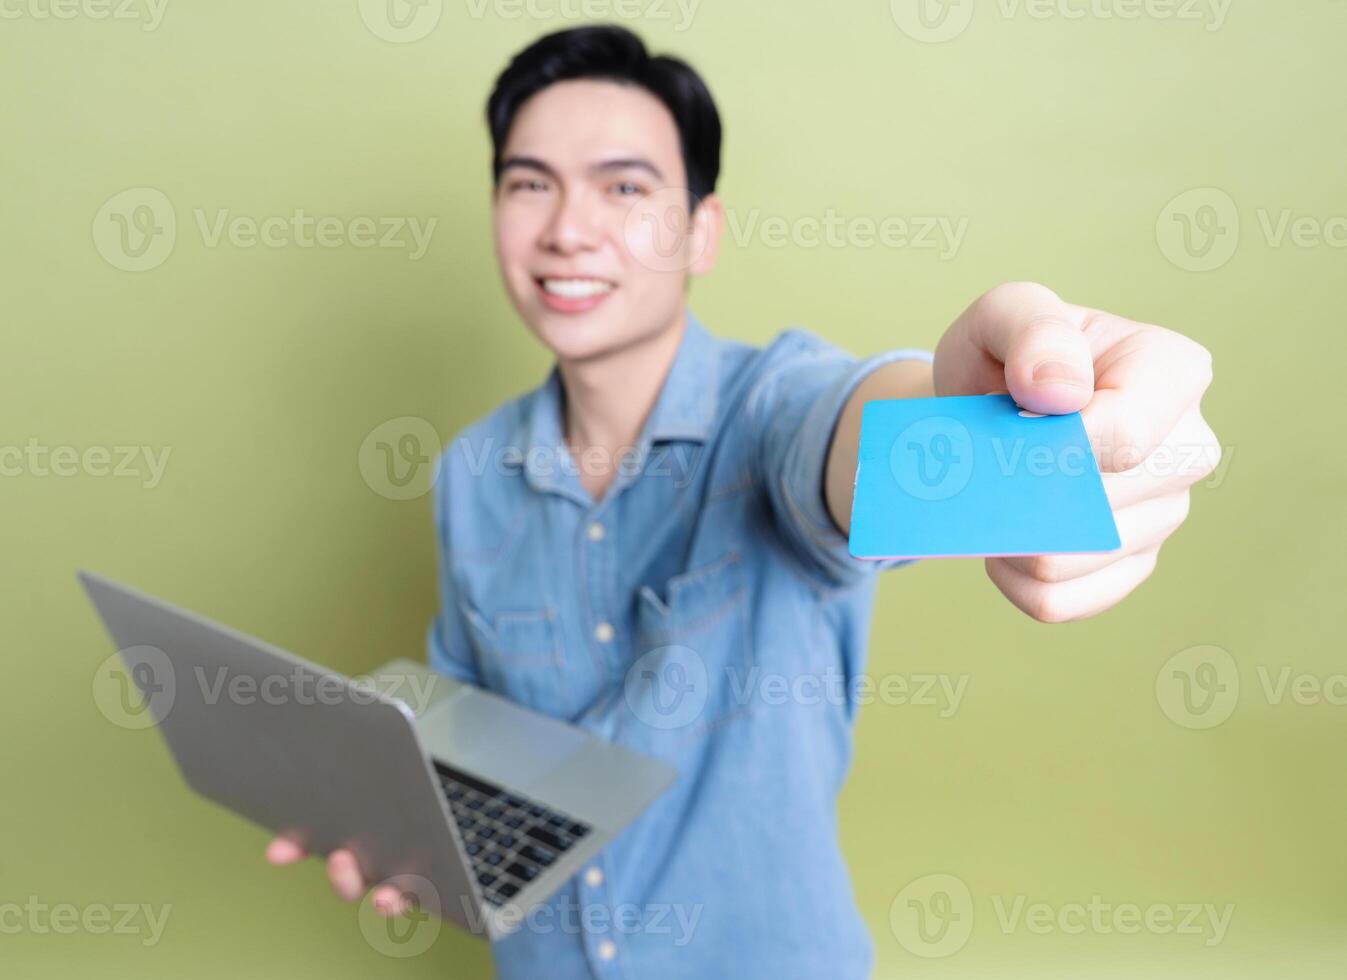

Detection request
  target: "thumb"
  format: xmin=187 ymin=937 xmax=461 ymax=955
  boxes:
xmin=1002 ymin=313 xmax=1094 ymax=415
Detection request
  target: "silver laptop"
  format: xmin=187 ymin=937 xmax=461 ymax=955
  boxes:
xmin=78 ymin=570 xmax=676 ymax=940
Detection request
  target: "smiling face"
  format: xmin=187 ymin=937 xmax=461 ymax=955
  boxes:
xmin=492 ymin=79 xmax=722 ymax=363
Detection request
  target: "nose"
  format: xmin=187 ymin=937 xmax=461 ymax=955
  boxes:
xmin=539 ymin=187 xmax=601 ymax=255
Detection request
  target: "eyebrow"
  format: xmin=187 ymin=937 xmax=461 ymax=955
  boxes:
xmin=498 ymin=155 xmax=665 ymax=181
xmin=590 ymin=157 xmax=664 ymax=179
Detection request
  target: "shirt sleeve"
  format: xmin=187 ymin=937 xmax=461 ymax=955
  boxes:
xmin=747 ymin=329 xmax=935 ymax=590
xmin=426 ymin=445 xmax=482 ymax=685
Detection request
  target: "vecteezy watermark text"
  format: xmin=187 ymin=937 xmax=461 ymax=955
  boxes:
xmin=0 ymin=897 xmax=171 ymax=948
xmin=1 ymin=440 xmax=170 ymax=489
xmin=93 ymin=187 xmax=438 ymax=272
xmin=723 ymin=209 xmax=969 ymax=259
xmin=889 ymin=872 xmax=1234 ymax=959
xmin=357 ymin=0 xmax=702 ymax=44
xmin=1157 ymin=187 xmax=1347 ymax=272
xmin=93 ymin=650 xmax=442 ymax=729
xmin=890 ymin=0 xmax=1232 ymax=44
xmin=357 ymin=416 xmax=705 ymax=501
xmin=0 ymin=0 xmax=168 ymax=30
xmin=1157 ymin=644 xmax=1347 ymax=730
xmin=463 ymin=895 xmax=703 ymax=944
xmin=625 ymin=651 xmax=972 ymax=732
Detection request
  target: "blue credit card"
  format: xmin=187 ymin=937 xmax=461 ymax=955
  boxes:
xmin=848 ymin=394 xmax=1121 ymax=560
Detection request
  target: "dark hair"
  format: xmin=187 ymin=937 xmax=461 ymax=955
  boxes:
xmin=486 ymin=25 xmax=722 ymax=211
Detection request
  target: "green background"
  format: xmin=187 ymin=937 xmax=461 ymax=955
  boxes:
xmin=3 ymin=1 xmax=1343 ymax=976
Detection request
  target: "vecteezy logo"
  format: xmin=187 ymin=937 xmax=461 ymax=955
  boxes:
xmin=1156 ymin=187 xmax=1240 ymax=272
xmin=93 ymin=187 xmax=177 ymax=272
xmin=357 ymin=0 xmax=443 ymax=43
xmin=890 ymin=873 xmax=974 ymax=958
xmin=889 ymin=0 xmax=974 ymax=43
xmin=890 ymin=416 xmax=974 ymax=501
xmin=358 ymin=416 xmax=442 ymax=500
xmin=92 ymin=646 xmax=176 ymax=729
xmin=1155 ymin=644 xmax=1240 ymax=730
xmin=622 ymin=186 xmax=708 ymax=274
xmin=357 ymin=874 xmax=442 ymax=957
xmin=624 ymin=645 xmax=709 ymax=731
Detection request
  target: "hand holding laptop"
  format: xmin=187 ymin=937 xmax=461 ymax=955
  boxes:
xmin=266 ymin=837 xmax=410 ymax=917
xmin=79 ymin=573 xmax=675 ymax=940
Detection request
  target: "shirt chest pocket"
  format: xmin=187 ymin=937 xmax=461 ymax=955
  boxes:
xmin=458 ymin=602 xmax=576 ymax=719
xmin=624 ymin=550 xmax=757 ymax=756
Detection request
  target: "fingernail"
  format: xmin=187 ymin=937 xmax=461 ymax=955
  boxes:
xmin=1032 ymin=361 xmax=1089 ymax=388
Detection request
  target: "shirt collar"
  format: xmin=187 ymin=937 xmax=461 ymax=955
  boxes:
xmin=512 ymin=308 xmax=721 ymax=500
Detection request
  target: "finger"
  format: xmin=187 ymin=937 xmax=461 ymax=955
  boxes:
xmin=371 ymin=885 xmax=408 ymax=918
xmin=965 ymin=282 xmax=1095 ymax=415
xmin=985 ymin=545 xmax=1161 ymax=624
xmin=997 ymin=490 xmax=1190 ymax=583
xmin=326 ymin=849 xmax=366 ymax=902
xmin=1098 ymin=407 xmax=1221 ymax=507
xmin=266 ymin=837 xmax=306 ymax=865
xmin=1081 ymin=321 xmax=1214 ymax=474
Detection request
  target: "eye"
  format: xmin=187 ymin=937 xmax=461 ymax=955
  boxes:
xmin=508 ymin=178 xmax=550 ymax=193
xmin=610 ymin=180 xmax=646 ymax=197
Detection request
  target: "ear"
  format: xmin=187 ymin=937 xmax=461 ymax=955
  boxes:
xmin=687 ymin=192 xmax=724 ymax=278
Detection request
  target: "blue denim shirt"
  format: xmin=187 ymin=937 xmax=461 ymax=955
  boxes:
xmin=428 ymin=309 xmax=933 ymax=979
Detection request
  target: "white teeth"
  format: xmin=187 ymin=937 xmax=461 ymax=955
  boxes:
xmin=541 ymin=278 xmax=614 ymax=299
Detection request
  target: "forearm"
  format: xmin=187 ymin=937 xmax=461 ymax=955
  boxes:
xmin=824 ymin=356 xmax=935 ymax=535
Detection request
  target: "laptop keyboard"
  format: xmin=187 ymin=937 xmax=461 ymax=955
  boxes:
xmin=434 ymin=761 xmax=592 ymax=907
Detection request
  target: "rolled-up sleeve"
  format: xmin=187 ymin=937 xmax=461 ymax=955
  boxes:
xmin=747 ymin=329 xmax=934 ymax=590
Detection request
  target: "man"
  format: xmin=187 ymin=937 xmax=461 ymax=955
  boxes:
xmin=266 ymin=24 xmax=1219 ymax=978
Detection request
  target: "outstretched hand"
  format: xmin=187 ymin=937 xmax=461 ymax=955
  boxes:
xmin=933 ymin=282 xmax=1220 ymax=623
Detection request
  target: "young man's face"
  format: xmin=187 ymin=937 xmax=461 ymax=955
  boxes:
xmin=492 ymin=79 xmax=721 ymax=363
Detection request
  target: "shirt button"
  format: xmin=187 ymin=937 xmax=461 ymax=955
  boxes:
xmin=587 ymin=522 xmax=605 ymax=542
xmin=594 ymin=621 xmax=614 ymax=643
xmin=597 ymin=939 xmax=617 ymax=961
xmin=584 ymin=866 xmax=604 ymax=888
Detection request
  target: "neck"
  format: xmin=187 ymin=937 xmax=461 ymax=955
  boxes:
xmin=557 ymin=306 xmax=686 ymax=470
